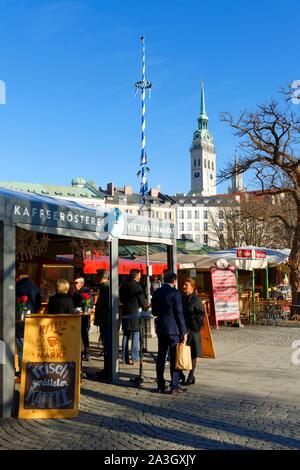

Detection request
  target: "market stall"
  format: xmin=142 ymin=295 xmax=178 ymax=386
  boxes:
xmin=0 ymin=188 xmax=176 ymax=418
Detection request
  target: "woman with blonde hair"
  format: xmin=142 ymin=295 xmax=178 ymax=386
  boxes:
xmin=48 ymin=279 xmax=75 ymax=314
xmin=180 ymin=277 xmax=204 ymax=385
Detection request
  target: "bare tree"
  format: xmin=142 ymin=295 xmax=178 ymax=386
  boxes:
xmin=220 ymin=91 xmax=300 ymax=307
xmin=251 ymin=191 xmax=296 ymax=248
xmin=209 ymin=196 xmax=277 ymax=249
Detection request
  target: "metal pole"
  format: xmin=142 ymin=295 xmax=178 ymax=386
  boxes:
xmin=0 ymin=222 xmax=16 ymax=418
xmin=109 ymin=237 xmax=119 ymax=383
xmin=167 ymin=239 xmax=177 ymax=275
xmin=264 ymin=266 xmax=269 ymax=300
xmin=252 ymin=269 xmax=256 ymax=322
xmin=135 ymin=36 xmax=152 ymax=204
xmin=145 ymin=244 xmax=151 ymax=305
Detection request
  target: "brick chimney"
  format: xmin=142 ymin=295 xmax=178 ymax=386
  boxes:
xmin=107 ymin=182 xmax=116 ymax=196
xmin=124 ymin=185 xmax=133 ymax=196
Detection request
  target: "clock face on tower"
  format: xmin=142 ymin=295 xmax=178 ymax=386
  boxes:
xmin=206 ymin=134 xmax=210 ymax=141
xmin=193 ymin=171 xmax=201 ymax=179
xmin=194 ymin=131 xmax=200 ymax=140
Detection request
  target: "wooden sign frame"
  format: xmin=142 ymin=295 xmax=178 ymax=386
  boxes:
xmin=200 ymin=302 xmax=216 ymax=359
xmin=19 ymin=314 xmax=81 ymax=419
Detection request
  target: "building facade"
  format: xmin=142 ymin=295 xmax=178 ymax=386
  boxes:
xmin=174 ymin=192 xmax=241 ymax=247
xmin=100 ymin=182 xmax=176 ymax=222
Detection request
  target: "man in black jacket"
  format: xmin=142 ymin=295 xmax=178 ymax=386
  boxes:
xmin=120 ymin=269 xmax=145 ymax=365
xmin=73 ymin=277 xmax=93 ymax=361
xmin=151 ymin=272 xmax=188 ymax=395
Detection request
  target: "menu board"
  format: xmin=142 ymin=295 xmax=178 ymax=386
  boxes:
xmin=23 ymin=362 xmax=76 ymax=410
xmin=19 ymin=314 xmax=81 ymax=419
xmin=211 ymin=265 xmax=240 ymax=324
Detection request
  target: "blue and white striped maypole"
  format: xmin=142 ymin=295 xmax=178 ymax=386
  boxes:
xmin=136 ymin=36 xmax=152 ymax=205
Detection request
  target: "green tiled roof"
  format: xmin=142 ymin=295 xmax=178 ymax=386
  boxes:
xmin=0 ymin=181 xmax=105 ymax=199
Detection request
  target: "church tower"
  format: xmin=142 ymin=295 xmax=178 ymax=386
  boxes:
xmin=190 ymin=82 xmax=216 ymax=195
xmin=229 ymin=152 xmax=244 ymax=193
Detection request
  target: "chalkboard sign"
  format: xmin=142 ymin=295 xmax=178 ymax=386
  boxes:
xmin=24 ymin=362 xmax=75 ymax=410
xmin=19 ymin=314 xmax=81 ymax=419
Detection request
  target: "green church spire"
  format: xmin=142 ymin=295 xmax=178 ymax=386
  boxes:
xmin=197 ymin=80 xmax=209 ymax=134
xmin=200 ymin=80 xmax=207 ymax=116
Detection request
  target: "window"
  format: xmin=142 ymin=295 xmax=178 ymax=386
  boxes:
xmin=198 ymin=159 xmax=200 ymax=166
xmin=169 ymin=212 xmax=172 ymax=220
xmin=203 ymin=234 xmax=208 ymax=244
xmin=179 ymin=210 xmax=184 ymax=219
xmin=204 ymin=222 xmax=208 ymax=231
xmin=164 ymin=212 xmax=168 ymax=219
xmin=194 ymin=210 xmax=199 ymax=219
xmin=187 ymin=210 xmax=192 ymax=219
xmin=208 ymin=160 xmax=210 ymax=169
xmin=156 ymin=211 xmax=159 ymax=218
xmin=180 ymin=222 xmax=184 ymax=231
xmin=219 ymin=210 xmax=224 ymax=219
xmin=203 ymin=210 xmax=208 ymax=219
xmin=204 ymin=159 xmax=207 ymax=168
xmin=195 ymin=222 xmax=200 ymax=231
xmin=187 ymin=222 xmax=192 ymax=231
xmin=212 ymin=161 xmax=214 ymax=170
xmin=194 ymin=159 xmax=196 ymax=167
xmin=219 ymin=222 xmax=224 ymax=231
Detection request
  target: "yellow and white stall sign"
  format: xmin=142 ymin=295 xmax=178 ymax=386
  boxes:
xmin=19 ymin=314 xmax=81 ymax=419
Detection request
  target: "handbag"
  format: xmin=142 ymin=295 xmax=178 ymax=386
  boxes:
xmin=175 ymin=343 xmax=192 ymax=371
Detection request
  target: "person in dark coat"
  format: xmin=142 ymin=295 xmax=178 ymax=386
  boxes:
xmin=151 ymin=272 xmax=188 ymax=395
xmin=16 ymin=274 xmax=41 ymax=314
xmin=73 ymin=277 xmax=93 ymax=361
xmin=120 ymin=269 xmax=145 ymax=365
xmin=180 ymin=277 xmax=204 ymax=385
xmin=48 ymin=279 xmax=74 ymax=314
xmin=16 ymin=273 xmax=42 ymax=371
xmin=94 ymin=270 xmax=111 ymax=380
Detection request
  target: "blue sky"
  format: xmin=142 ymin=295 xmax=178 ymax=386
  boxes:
xmin=0 ymin=0 xmax=299 ymax=195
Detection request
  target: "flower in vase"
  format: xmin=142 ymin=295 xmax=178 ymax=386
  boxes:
xmin=16 ymin=295 xmax=28 ymax=312
xmin=81 ymin=292 xmax=91 ymax=310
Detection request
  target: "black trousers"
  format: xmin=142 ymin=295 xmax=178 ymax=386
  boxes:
xmin=81 ymin=316 xmax=90 ymax=355
xmin=156 ymin=334 xmax=180 ymax=391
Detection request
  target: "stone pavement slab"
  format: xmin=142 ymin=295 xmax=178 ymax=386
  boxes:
xmin=1 ymin=325 xmax=300 ymax=450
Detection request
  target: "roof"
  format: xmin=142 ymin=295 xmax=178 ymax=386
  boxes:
xmin=103 ymin=188 xmax=177 ymax=206
xmin=0 ymin=187 xmax=175 ymax=244
xmin=135 ymin=244 xmax=289 ymax=270
xmin=0 ymin=180 xmax=106 ymax=200
xmin=173 ymin=193 xmax=240 ymax=206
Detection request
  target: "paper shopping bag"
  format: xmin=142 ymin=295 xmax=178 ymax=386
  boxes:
xmin=175 ymin=343 xmax=192 ymax=371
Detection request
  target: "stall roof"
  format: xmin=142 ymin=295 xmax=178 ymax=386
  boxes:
xmin=0 ymin=187 xmax=176 ymax=244
xmin=136 ymin=245 xmax=290 ymax=270
xmin=209 ymin=246 xmax=290 ymax=267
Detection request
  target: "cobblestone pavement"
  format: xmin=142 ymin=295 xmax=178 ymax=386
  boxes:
xmin=1 ymin=325 xmax=300 ymax=450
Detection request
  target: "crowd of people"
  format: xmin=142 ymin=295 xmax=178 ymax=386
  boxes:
xmin=16 ymin=272 xmax=94 ymax=370
xmin=15 ymin=268 xmax=205 ymax=395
